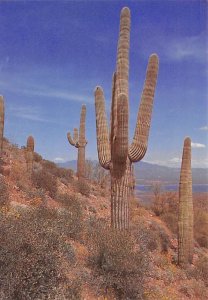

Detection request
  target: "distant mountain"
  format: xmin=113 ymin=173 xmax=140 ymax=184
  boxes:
xmin=58 ymin=160 xmax=77 ymax=170
xmin=58 ymin=160 xmax=208 ymax=185
xmin=134 ymin=162 xmax=208 ymax=185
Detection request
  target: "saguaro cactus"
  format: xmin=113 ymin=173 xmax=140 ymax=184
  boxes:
xmin=94 ymin=7 xmax=159 ymax=229
xmin=0 ymin=96 xmax=5 ymax=155
xmin=25 ymin=136 xmax=35 ymax=176
xmin=178 ymin=137 xmax=193 ymax=266
xmin=67 ymin=105 xmax=87 ymax=179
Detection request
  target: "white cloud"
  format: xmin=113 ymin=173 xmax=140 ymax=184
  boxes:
xmin=169 ymin=157 xmax=181 ymax=164
xmin=54 ymin=157 xmax=66 ymax=162
xmin=199 ymin=126 xmax=208 ymax=131
xmin=144 ymin=156 xmax=208 ymax=168
xmin=191 ymin=142 xmax=206 ymax=148
xmin=8 ymin=105 xmax=54 ymax=123
xmin=144 ymin=158 xmax=181 ymax=167
xmin=0 ymin=79 xmax=92 ymax=104
xmin=22 ymin=88 xmax=92 ymax=103
xmin=139 ymin=31 xmax=207 ymax=63
xmin=166 ymin=33 xmax=207 ymax=62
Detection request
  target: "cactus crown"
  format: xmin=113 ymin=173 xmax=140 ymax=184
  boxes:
xmin=27 ymin=136 xmax=35 ymax=152
xmin=94 ymin=7 xmax=159 ymax=173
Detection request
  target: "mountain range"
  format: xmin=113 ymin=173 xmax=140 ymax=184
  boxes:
xmin=57 ymin=160 xmax=208 ymax=185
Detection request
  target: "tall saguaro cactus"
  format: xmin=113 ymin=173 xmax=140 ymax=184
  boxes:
xmin=178 ymin=137 xmax=193 ymax=266
xmin=25 ymin=136 xmax=35 ymax=176
xmin=0 ymin=96 xmax=5 ymax=155
xmin=94 ymin=7 xmax=159 ymax=229
xmin=67 ymin=105 xmax=87 ymax=179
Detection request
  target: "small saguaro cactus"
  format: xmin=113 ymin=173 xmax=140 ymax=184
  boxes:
xmin=178 ymin=137 xmax=193 ymax=266
xmin=25 ymin=136 xmax=35 ymax=176
xmin=67 ymin=104 xmax=87 ymax=179
xmin=0 ymin=96 xmax=5 ymax=155
xmin=94 ymin=7 xmax=159 ymax=229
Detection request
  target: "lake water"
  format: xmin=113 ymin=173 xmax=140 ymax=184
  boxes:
xmin=136 ymin=184 xmax=208 ymax=193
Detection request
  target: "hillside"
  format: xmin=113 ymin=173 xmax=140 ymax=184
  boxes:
xmin=0 ymin=139 xmax=208 ymax=300
xmin=58 ymin=160 xmax=208 ymax=185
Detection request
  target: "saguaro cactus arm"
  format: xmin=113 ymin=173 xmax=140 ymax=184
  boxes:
xmin=94 ymin=86 xmax=111 ymax=170
xmin=67 ymin=128 xmax=79 ymax=147
xmin=0 ymin=96 xmax=4 ymax=153
xmin=116 ymin=7 xmax=130 ymax=96
xmin=128 ymin=54 xmax=159 ymax=162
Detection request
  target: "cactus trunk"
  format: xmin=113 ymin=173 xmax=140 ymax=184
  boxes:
xmin=25 ymin=136 xmax=35 ymax=177
xmin=26 ymin=152 xmax=34 ymax=175
xmin=178 ymin=137 xmax=193 ymax=266
xmin=111 ymin=159 xmax=132 ymax=229
xmin=77 ymin=146 xmax=85 ymax=179
xmin=94 ymin=7 xmax=159 ymax=230
xmin=67 ymin=105 xmax=87 ymax=180
xmin=0 ymin=96 xmax=5 ymax=155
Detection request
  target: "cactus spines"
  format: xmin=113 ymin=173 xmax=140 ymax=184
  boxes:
xmin=67 ymin=105 xmax=87 ymax=179
xmin=178 ymin=137 xmax=193 ymax=266
xmin=25 ymin=136 xmax=35 ymax=176
xmin=94 ymin=7 xmax=159 ymax=230
xmin=0 ymin=96 xmax=5 ymax=155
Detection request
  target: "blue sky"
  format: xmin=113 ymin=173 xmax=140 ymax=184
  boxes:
xmin=0 ymin=0 xmax=207 ymax=168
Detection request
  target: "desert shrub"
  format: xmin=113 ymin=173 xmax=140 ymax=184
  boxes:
xmin=53 ymin=279 xmax=82 ymax=300
xmin=135 ymin=221 xmax=159 ymax=252
xmin=42 ymin=159 xmax=57 ymax=171
xmin=194 ymin=209 xmax=208 ymax=248
xmin=10 ymin=162 xmax=29 ymax=187
xmin=150 ymin=191 xmax=179 ymax=236
xmin=0 ymin=157 xmax=3 ymax=168
xmin=180 ymin=279 xmax=208 ymax=299
xmin=32 ymin=169 xmax=57 ymax=198
xmin=134 ymin=219 xmax=170 ymax=253
xmin=42 ymin=160 xmax=73 ymax=181
xmin=56 ymin=194 xmax=83 ymax=240
xmin=33 ymin=152 xmax=42 ymax=162
xmin=77 ymin=179 xmax=90 ymax=196
xmin=186 ymin=255 xmax=208 ymax=287
xmin=87 ymin=220 xmax=149 ymax=299
xmin=161 ymin=212 xmax=178 ymax=234
xmin=0 ymin=208 xmax=79 ymax=299
xmin=0 ymin=176 xmax=9 ymax=206
xmin=194 ymin=255 xmax=208 ymax=286
xmin=56 ymin=167 xmax=74 ymax=180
